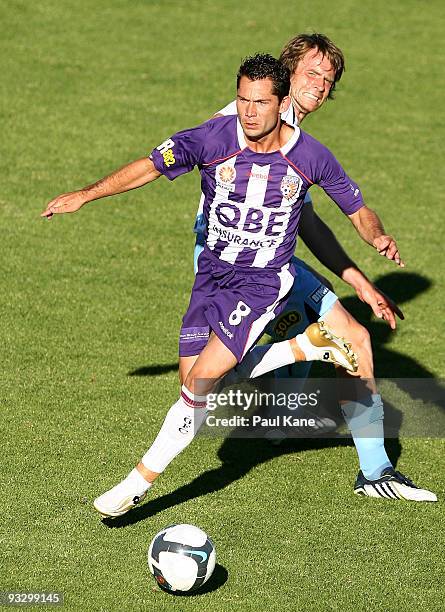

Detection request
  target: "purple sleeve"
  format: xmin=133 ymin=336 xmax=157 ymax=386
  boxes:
xmin=150 ymin=123 xmax=207 ymax=181
xmin=316 ymin=148 xmax=364 ymax=215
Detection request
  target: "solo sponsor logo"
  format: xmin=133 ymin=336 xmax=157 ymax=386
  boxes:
xmin=246 ymin=169 xmax=270 ymax=181
xmin=273 ymin=310 xmax=302 ymax=339
xmin=213 ymin=202 xmax=288 ymax=236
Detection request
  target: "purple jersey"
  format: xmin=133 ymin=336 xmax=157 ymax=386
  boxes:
xmin=151 ymin=115 xmax=363 ymax=269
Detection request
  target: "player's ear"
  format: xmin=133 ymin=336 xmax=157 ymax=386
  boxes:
xmin=279 ymin=95 xmax=291 ymax=114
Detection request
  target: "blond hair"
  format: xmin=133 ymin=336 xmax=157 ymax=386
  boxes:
xmin=279 ymin=33 xmax=345 ymax=99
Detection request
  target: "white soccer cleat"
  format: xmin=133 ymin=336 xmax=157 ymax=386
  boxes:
xmin=354 ymin=468 xmax=437 ymax=502
xmin=298 ymin=321 xmax=358 ymax=373
xmin=93 ymin=480 xmax=148 ymax=518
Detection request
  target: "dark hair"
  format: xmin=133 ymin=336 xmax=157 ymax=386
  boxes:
xmin=237 ymin=53 xmax=290 ymax=102
xmin=279 ymin=33 xmax=345 ymax=99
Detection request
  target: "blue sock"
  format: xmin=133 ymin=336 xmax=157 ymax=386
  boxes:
xmin=341 ymin=394 xmax=392 ymax=480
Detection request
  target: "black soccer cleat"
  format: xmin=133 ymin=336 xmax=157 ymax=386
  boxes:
xmin=354 ymin=467 xmax=437 ymax=502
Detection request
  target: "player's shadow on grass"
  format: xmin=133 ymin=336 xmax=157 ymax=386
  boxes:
xmin=128 ymin=363 xmax=178 ymax=376
xmin=106 ymin=271 xmax=439 ymax=527
xmin=342 ymin=271 xmax=434 ymax=379
xmin=104 ymin=435 xmax=355 ymax=529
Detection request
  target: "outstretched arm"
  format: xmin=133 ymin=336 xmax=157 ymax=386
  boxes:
xmin=41 ymin=157 xmax=161 ymax=219
xmin=299 ymin=202 xmax=356 ymax=279
xmin=348 ymin=205 xmax=405 ymax=267
xmin=299 ymin=203 xmax=404 ymax=328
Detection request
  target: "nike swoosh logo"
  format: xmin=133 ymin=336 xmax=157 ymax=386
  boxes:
xmin=188 ymin=550 xmax=208 ymax=562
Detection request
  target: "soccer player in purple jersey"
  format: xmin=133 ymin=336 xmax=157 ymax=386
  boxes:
xmin=42 ymin=54 xmax=436 ymax=513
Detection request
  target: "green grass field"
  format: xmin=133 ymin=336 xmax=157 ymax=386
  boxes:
xmin=1 ymin=1 xmax=444 ymax=610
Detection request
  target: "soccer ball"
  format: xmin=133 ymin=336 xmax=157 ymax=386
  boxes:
xmin=148 ymin=524 xmax=216 ymax=593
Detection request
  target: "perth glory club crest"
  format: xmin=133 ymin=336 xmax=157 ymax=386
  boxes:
xmin=280 ymin=175 xmax=302 ymax=202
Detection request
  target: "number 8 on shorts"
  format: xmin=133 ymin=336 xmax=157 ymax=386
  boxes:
xmin=229 ymin=301 xmax=252 ymax=326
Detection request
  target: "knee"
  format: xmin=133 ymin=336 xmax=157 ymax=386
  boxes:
xmin=347 ymin=322 xmax=374 ymax=378
xmin=348 ymin=321 xmax=371 ymax=353
xmin=184 ymin=366 xmax=215 ymax=394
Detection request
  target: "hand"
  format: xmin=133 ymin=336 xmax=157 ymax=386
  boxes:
xmin=356 ymin=281 xmax=404 ymax=329
xmin=373 ymin=235 xmax=405 ymax=267
xmin=41 ymin=190 xmax=88 ymax=219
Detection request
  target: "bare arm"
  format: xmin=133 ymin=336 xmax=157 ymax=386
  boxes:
xmin=41 ymin=157 xmax=161 ymax=219
xmin=299 ymin=203 xmax=404 ymax=328
xmin=348 ymin=205 xmax=405 ymax=267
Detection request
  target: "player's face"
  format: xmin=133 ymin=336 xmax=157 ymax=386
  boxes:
xmin=290 ymin=50 xmax=335 ymax=116
xmin=236 ymin=76 xmax=289 ymax=141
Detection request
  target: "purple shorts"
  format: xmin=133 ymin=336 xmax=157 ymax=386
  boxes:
xmin=179 ymin=248 xmax=294 ymax=362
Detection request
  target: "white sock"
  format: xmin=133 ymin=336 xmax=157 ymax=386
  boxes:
xmin=222 ymin=341 xmax=295 ymax=384
xmin=101 ymin=467 xmax=152 ymax=501
xmin=141 ymin=385 xmax=208 ymax=474
xmin=122 ymin=468 xmax=152 ymax=496
xmin=295 ymin=331 xmax=319 ymax=361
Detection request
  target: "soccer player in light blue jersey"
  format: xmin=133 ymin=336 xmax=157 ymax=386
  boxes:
xmin=194 ymin=35 xmax=435 ymax=501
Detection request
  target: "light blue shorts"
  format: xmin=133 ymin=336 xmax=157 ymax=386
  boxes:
xmin=265 ymin=256 xmax=338 ymax=341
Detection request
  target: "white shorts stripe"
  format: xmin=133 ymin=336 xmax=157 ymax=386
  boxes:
xmin=240 ymin=263 xmax=294 ymax=360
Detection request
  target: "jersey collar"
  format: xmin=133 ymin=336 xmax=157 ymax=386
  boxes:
xmin=236 ymin=117 xmax=300 ymax=155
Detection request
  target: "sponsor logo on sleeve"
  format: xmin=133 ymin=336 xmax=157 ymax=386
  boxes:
xmin=156 ymin=138 xmax=176 ymax=167
xmin=349 ymin=184 xmax=360 ymax=197
xmin=310 ymin=285 xmax=330 ymax=304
